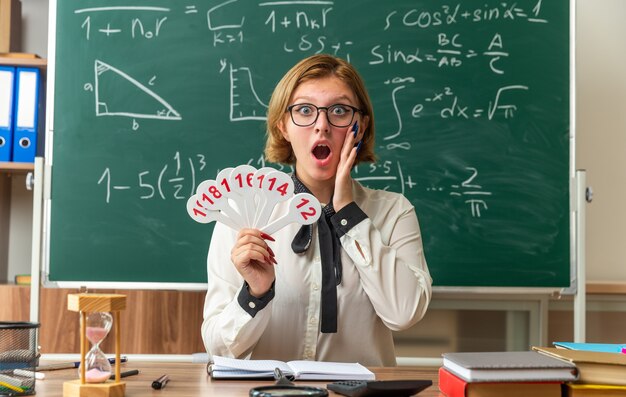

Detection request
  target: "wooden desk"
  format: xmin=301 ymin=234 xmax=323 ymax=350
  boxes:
xmin=35 ymin=362 xmax=442 ymax=396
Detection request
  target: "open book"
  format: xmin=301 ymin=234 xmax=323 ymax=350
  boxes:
xmin=210 ymin=355 xmax=375 ymax=381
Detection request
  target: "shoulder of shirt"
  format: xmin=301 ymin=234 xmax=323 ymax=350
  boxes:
xmin=353 ymin=181 xmax=414 ymax=210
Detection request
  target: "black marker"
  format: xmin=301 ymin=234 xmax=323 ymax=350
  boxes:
xmin=109 ymin=369 xmax=139 ymax=379
xmin=152 ymin=374 xmax=169 ymax=390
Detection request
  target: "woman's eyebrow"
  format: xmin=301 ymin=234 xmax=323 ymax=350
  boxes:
xmin=291 ymin=95 xmax=354 ymax=104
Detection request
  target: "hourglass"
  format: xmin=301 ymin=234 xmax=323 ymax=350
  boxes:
xmin=83 ymin=312 xmax=113 ymax=383
xmin=63 ymin=293 xmax=127 ymax=397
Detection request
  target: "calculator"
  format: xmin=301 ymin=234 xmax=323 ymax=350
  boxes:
xmin=326 ymin=379 xmax=432 ymax=397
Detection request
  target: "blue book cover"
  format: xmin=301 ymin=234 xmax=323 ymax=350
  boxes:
xmin=554 ymin=342 xmax=626 ymax=353
xmin=11 ymin=67 xmax=40 ymax=163
xmin=0 ymin=66 xmax=16 ymax=161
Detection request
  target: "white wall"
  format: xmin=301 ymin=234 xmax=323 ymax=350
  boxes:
xmin=19 ymin=0 xmax=49 ymax=58
xmin=576 ymin=0 xmax=626 ymax=281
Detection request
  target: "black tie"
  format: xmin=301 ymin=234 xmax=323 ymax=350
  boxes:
xmin=291 ymin=174 xmax=342 ymax=333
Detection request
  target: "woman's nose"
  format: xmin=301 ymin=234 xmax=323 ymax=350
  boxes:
xmin=314 ymin=109 xmax=330 ymax=133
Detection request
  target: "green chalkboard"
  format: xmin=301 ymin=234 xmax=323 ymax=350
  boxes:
xmin=46 ymin=0 xmax=571 ymax=288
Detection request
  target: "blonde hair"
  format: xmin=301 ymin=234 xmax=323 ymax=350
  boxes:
xmin=265 ymin=54 xmax=376 ymax=164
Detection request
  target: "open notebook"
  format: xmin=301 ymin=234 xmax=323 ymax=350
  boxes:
xmin=210 ymin=356 xmax=375 ymax=381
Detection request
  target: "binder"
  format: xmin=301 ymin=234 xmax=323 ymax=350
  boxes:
xmin=0 ymin=66 xmax=16 ymax=161
xmin=12 ymin=67 xmax=40 ymax=163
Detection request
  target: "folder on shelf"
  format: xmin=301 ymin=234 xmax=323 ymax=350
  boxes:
xmin=11 ymin=67 xmax=40 ymax=163
xmin=0 ymin=66 xmax=16 ymax=161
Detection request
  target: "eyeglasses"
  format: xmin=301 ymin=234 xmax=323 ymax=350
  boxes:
xmin=286 ymin=103 xmax=363 ymax=128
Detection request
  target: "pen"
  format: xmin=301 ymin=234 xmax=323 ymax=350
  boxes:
xmin=151 ymin=374 xmax=169 ymax=390
xmin=36 ymin=356 xmax=127 ymax=371
xmin=110 ymin=369 xmax=139 ymax=379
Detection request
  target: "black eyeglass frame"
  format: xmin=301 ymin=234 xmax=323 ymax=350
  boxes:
xmin=286 ymin=103 xmax=364 ymax=128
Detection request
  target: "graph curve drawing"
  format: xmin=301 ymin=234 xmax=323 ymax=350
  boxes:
xmin=229 ymin=64 xmax=267 ymax=121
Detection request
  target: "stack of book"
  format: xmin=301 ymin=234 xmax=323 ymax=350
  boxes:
xmin=533 ymin=345 xmax=626 ymax=396
xmin=439 ymin=351 xmax=578 ymax=397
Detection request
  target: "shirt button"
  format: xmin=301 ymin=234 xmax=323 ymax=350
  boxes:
xmin=310 ymin=317 xmax=317 ymax=324
xmin=340 ymin=219 xmax=348 ymax=226
xmin=312 ymin=283 xmax=319 ymax=291
xmin=314 ymin=256 xmax=320 ymax=263
xmin=248 ymin=302 xmax=256 ymax=309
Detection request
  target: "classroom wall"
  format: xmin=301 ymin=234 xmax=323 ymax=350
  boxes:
xmin=576 ymin=0 xmax=626 ymax=282
xmin=19 ymin=0 xmax=48 ymax=58
xmin=8 ymin=0 xmax=626 ymax=284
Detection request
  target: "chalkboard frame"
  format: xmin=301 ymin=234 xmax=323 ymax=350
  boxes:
xmin=41 ymin=0 xmax=576 ymax=292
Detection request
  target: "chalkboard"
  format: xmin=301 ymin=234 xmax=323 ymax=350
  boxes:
xmin=45 ymin=0 xmax=571 ymax=288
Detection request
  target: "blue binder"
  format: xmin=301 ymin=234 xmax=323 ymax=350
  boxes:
xmin=12 ymin=67 xmax=40 ymax=163
xmin=0 ymin=66 xmax=16 ymax=161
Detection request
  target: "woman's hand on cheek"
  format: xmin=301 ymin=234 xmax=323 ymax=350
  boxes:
xmin=333 ymin=122 xmax=359 ymax=211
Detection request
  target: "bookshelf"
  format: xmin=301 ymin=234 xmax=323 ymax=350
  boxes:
xmin=0 ymin=55 xmax=47 ymax=68
xmin=0 ymin=161 xmax=34 ymax=172
xmin=0 ymin=57 xmax=46 ymax=284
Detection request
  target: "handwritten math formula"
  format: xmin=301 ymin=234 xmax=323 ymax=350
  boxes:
xmin=71 ymin=0 xmax=545 ymax=128
xmin=96 ymin=152 xmax=491 ymax=218
xmin=72 ymin=1 xmax=547 ymax=71
xmin=96 ymin=152 xmax=206 ymax=204
xmin=63 ymin=0 xmax=566 ymax=225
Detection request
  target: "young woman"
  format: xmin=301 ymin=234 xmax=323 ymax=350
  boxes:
xmin=202 ymin=54 xmax=431 ymax=366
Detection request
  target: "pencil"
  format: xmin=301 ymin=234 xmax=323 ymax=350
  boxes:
xmin=0 ymin=381 xmax=24 ymax=393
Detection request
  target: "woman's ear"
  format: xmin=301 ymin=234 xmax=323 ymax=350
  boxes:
xmin=358 ymin=115 xmax=370 ymax=140
xmin=278 ymin=120 xmax=290 ymax=142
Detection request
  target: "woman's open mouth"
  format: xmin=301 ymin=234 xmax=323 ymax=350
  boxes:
xmin=312 ymin=144 xmax=331 ymax=160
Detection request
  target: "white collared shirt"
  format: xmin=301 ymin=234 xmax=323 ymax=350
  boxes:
xmin=201 ymin=181 xmax=432 ymax=366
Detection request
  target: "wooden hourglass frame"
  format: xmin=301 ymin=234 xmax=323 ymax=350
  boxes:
xmin=63 ymin=293 xmax=127 ymax=397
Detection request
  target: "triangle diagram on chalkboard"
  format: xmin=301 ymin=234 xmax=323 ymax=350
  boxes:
xmin=94 ymin=60 xmax=181 ymax=120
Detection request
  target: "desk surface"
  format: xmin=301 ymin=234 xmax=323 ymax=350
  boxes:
xmin=35 ymin=362 xmax=442 ymax=396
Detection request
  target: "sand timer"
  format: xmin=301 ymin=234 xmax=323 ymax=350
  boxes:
xmin=82 ymin=312 xmax=113 ymax=382
xmin=64 ymin=293 xmax=127 ymax=397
